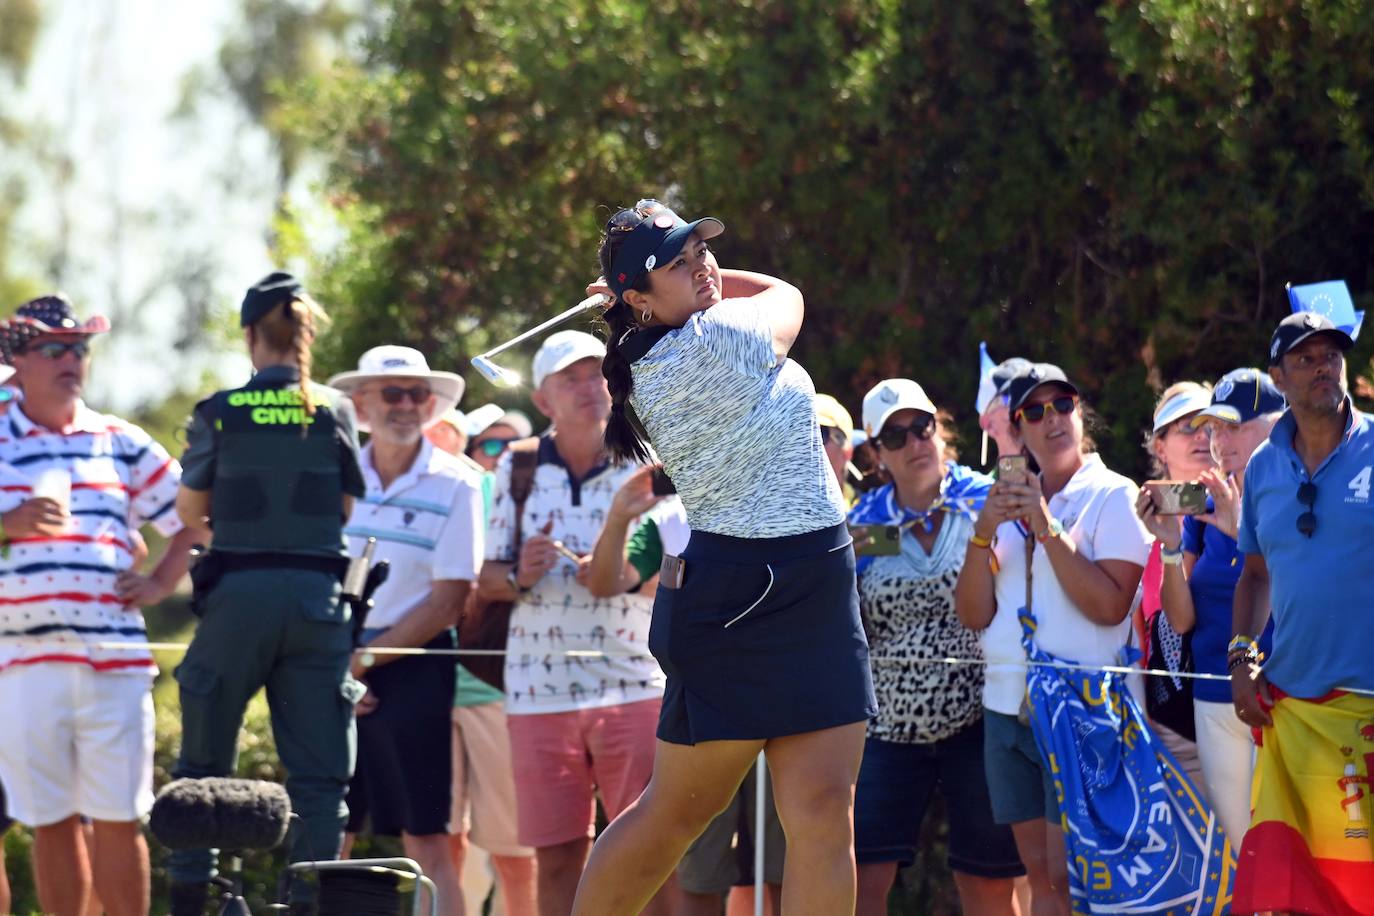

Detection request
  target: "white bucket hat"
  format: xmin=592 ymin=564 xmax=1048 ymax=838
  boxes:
xmin=328 ymin=345 xmax=465 ymax=432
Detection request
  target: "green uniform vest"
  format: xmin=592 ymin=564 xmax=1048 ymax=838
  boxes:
xmin=206 ymin=382 xmax=348 ymax=556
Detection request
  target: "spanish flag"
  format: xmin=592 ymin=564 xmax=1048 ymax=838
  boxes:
xmin=1234 ymin=689 xmax=1374 ymax=915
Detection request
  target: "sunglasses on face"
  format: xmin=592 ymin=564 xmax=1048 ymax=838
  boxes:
xmin=473 ymin=437 xmax=514 ymax=458
xmin=25 ymin=340 xmax=90 ymax=361
xmin=1296 ymin=481 xmax=1317 ymax=538
xmin=1014 ymin=395 xmax=1078 ymax=424
xmin=378 ymin=384 xmax=432 ymax=406
xmin=876 ymin=415 xmax=935 ymax=451
xmin=819 ymin=425 xmax=847 ymax=447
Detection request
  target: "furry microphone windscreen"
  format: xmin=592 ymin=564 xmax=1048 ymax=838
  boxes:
xmin=150 ymin=778 xmax=291 ymax=851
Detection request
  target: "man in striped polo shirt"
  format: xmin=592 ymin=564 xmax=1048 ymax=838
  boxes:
xmin=0 ymin=295 xmax=200 ymax=916
xmin=330 ymin=346 xmax=484 ymax=912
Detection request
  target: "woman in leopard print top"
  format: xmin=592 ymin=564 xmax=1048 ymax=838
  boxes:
xmin=849 ymin=379 xmax=1024 ymax=916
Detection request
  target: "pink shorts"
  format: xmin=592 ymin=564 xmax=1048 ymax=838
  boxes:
xmin=506 ymin=697 xmax=661 ymax=849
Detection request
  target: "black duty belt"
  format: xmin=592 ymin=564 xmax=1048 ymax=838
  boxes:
xmin=217 ymin=552 xmax=349 ymax=579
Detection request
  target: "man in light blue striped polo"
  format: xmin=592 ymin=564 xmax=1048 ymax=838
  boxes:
xmin=330 ymin=346 xmax=484 ymax=912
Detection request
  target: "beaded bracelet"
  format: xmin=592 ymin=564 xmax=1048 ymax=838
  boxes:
xmin=1226 ymin=634 xmax=1256 ymax=655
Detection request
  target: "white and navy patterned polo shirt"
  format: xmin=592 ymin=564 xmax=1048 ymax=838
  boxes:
xmin=0 ymin=401 xmax=183 ymax=676
xmin=486 ymin=436 xmax=664 ymax=714
xmin=626 ymin=298 xmax=846 ymax=539
xmin=345 ymin=438 xmax=485 ymax=630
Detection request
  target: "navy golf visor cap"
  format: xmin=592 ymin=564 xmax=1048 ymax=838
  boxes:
xmin=607 ymin=204 xmax=725 ymax=301
xmin=1190 ymin=368 xmax=1286 ymax=427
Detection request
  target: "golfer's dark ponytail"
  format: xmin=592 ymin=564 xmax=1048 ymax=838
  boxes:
xmin=598 ymin=204 xmax=659 ymax=464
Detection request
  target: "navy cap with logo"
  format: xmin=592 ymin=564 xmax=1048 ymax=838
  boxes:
xmin=1191 ymin=368 xmax=1286 ymax=426
xmin=1268 ymin=311 xmax=1353 ymax=366
xmin=606 ymin=202 xmax=725 ymax=301
xmin=240 ymin=271 xmax=304 ymax=327
xmin=1005 ymin=362 xmax=1080 ymax=414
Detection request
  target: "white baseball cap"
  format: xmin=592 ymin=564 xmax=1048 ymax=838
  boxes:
xmin=533 ymin=330 xmax=606 ymax=388
xmin=862 ymin=378 xmax=939 ymax=436
xmin=463 ymin=403 xmax=535 ymax=439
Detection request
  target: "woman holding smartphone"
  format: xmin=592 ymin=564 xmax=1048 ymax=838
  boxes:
xmin=569 ymin=200 xmax=876 ymax=916
xmin=955 ymin=363 xmax=1151 ymax=915
xmin=1136 ymin=368 xmax=1281 ymax=848
xmin=847 ymin=379 xmax=1024 ymax=916
xmin=1132 ymin=382 xmax=1217 ymax=787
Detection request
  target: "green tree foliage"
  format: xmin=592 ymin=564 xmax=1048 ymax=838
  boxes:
xmin=0 ymin=0 xmax=44 ymax=308
xmin=277 ymin=0 xmax=1374 ymax=478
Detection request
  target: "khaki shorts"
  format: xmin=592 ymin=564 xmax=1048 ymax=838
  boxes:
xmin=451 ymin=701 xmax=533 ymax=857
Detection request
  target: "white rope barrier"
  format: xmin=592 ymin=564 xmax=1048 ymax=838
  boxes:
xmin=51 ymin=640 xmax=1372 ymax=698
xmin=19 ymin=636 xmax=1368 ymax=901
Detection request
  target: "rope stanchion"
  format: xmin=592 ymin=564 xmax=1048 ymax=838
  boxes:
xmin=754 ymin=752 xmax=766 ymax=916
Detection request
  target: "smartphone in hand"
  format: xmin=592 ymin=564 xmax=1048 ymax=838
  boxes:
xmin=651 ymin=467 xmax=677 ymax=496
xmin=849 ymin=524 xmax=901 ymax=556
xmin=997 ymin=455 xmax=1028 ymax=482
xmin=1144 ymin=480 xmax=1207 ymax=515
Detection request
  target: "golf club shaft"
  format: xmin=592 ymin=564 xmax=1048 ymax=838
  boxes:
xmin=476 ymin=293 xmax=608 ymax=360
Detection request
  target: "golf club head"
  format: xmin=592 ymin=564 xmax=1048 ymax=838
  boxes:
xmin=470 ymin=355 xmax=522 ymax=388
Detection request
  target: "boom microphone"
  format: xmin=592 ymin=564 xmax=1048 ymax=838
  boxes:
xmin=150 ymin=778 xmax=291 ymax=851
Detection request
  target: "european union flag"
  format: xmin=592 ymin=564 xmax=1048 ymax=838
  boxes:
xmin=1288 ymin=280 xmax=1364 ymax=340
xmin=1018 ymin=611 xmax=1236 ymax=914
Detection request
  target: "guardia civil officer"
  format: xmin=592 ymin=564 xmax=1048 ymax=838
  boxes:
xmin=167 ymin=273 xmax=367 ymax=915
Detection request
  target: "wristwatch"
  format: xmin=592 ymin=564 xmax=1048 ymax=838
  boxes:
xmin=506 ymin=568 xmax=530 ymax=595
xmin=1160 ymin=545 xmax=1184 ymax=566
xmin=1036 ymin=517 xmax=1064 ymax=544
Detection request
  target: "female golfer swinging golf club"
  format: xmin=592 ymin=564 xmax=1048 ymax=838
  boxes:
xmin=570 ymin=201 xmax=877 ymax=916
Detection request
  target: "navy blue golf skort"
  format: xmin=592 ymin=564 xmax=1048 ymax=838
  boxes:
xmin=649 ymin=523 xmax=878 ymax=745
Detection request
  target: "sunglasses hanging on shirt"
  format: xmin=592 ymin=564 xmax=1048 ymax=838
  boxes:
xmin=1296 ymin=481 xmax=1317 ymax=538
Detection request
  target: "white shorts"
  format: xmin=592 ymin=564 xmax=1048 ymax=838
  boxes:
xmin=0 ymin=664 xmax=154 ymax=825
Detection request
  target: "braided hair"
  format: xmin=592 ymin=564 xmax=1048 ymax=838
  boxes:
xmin=252 ymin=294 xmax=330 ymax=430
xmin=597 ymin=202 xmax=667 ymax=464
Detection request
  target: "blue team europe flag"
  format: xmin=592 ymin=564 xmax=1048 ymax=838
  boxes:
xmin=1288 ymin=279 xmax=1364 ymax=340
xmin=1018 ymin=611 xmax=1236 ymax=914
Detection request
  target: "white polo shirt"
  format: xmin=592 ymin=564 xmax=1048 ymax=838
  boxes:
xmin=982 ymin=453 xmax=1152 ymax=715
xmin=345 ymin=439 xmax=484 ymax=630
xmin=486 ymin=435 xmax=664 ymax=714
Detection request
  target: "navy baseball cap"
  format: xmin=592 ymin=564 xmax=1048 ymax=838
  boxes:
xmin=1191 ymin=369 xmax=1286 ymax=426
xmin=606 ymin=202 xmax=724 ymax=301
xmin=1268 ymin=311 xmax=1353 ymax=366
xmin=241 ymin=271 xmax=304 ymax=327
xmin=1005 ymin=362 xmax=1080 ymax=414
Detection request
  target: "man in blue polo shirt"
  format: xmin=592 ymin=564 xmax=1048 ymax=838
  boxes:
xmin=1229 ymin=311 xmax=1374 ymax=913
